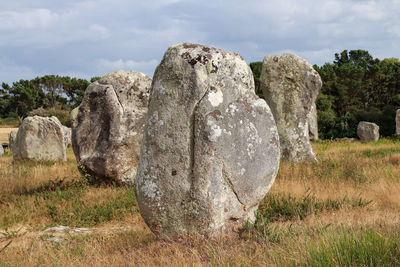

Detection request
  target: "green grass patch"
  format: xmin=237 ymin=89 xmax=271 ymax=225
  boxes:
xmin=242 ymin=191 xmax=372 ymax=243
xmin=306 ymin=227 xmax=400 ymax=266
xmin=357 ymin=147 xmax=400 ymax=158
xmin=45 ymin=187 xmax=138 ymax=227
xmin=0 ymin=175 xmax=138 ymax=229
xmin=258 ymin=191 xmax=372 ymax=223
xmin=312 ymin=158 xmax=369 ymax=184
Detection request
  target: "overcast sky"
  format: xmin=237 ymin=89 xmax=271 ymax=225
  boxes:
xmin=1 ymin=0 xmax=400 ymax=84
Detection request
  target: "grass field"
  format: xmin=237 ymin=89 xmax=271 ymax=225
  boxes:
xmin=1 ymin=140 xmax=400 ymax=266
xmin=0 ymin=128 xmax=17 ymax=144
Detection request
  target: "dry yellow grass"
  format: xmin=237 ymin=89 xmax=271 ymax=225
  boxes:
xmin=0 ymin=127 xmax=17 ymax=144
xmin=1 ymin=140 xmax=400 ymax=266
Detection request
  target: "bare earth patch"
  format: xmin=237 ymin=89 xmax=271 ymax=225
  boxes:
xmin=0 ymin=127 xmax=17 ymax=144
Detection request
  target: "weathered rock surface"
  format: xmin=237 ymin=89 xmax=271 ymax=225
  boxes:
xmin=62 ymin=126 xmax=71 ymax=147
xmin=260 ymin=53 xmax=321 ymax=162
xmin=308 ymin=102 xmax=318 ymax=141
xmin=396 ymin=109 xmax=400 ymax=135
xmin=0 ymin=143 xmax=3 ymax=155
xmin=357 ymin=121 xmax=379 ymax=142
xmin=71 ymin=71 xmax=151 ymax=185
xmin=135 ymin=43 xmax=280 ymax=238
xmin=13 ymin=116 xmax=66 ymax=161
xmin=8 ymin=130 xmax=17 ymax=151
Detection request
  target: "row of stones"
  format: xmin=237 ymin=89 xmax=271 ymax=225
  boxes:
xmin=5 ymin=43 xmax=319 ymax=238
xmin=4 ymin=43 xmax=399 ymax=238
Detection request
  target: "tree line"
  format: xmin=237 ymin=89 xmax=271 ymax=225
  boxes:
xmin=1 ymin=50 xmax=400 ymax=138
xmin=0 ymin=75 xmax=100 ymax=126
xmin=251 ymin=50 xmax=400 ymax=138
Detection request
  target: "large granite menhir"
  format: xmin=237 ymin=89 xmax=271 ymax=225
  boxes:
xmin=13 ymin=116 xmax=66 ymax=161
xmin=260 ymin=53 xmax=321 ymax=162
xmin=135 ymin=43 xmax=280 ymax=238
xmin=396 ymin=109 xmax=400 ymax=135
xmin=71 ymin=71 xmax=151 ymax=185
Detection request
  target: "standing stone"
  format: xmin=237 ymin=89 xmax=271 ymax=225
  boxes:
xmin=8 ymin=130 xmax=17 ymax=151
xmin=71 ymin=71 xmax=151 ymax=185
xmin=308 ymin=102 xmax=318 ymax=141
xmin=260 ymin=53 xmax=321 ymax=162
xmin=62 ymin=126 xmax=71 ymax=147
xmin=357 ymin=121 xmax=379 ymax=142
xmin=396 ymin=109 xmax=400 ymax=135
xmin=13 ymin=116 xmax=66 ymax=161
xmin=0 ymin=143 xmax=3 ymax=156
xmin=135 ymin=43 xmax=280 ymax=238
xmin=70 ymin=108 xmax=79 ymax=128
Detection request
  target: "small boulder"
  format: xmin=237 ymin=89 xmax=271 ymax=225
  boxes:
xmin=260 ymin=53 xmax=321 ymax=162
xmin=13 ymin=116 xmax=66 ymax=161
xmin=71 ymin=71 xmax=151 ymax=185
xmin=396 ymin=109 xmax=400 ymax=135
xmin=8 ymin=130 xmax=17 ymax=151
xmin=135 ymin=43 xmax=280 ymax=238
xmin=357 ymin=121 xmax=379 ymax=142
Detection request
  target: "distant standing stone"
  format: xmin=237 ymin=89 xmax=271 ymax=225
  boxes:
xmin=135 ymin=43 xmax=280 ymax=238
xmin=308 ymin=102 xmax=318 ymax=141
xmin=396 ymin=109 xmax=400 ymax=135
xmin=13 ymin=116 xmax=66 ymax=161
xmin=8 ymin=130 xmax=17 ymax=151
xmin=260 ymin=53 xmax=321 ymax=162
xmin=71 ymin=71 xmax=151 ymax=185
xmin=0 ymin=143 xmax=4 ymax=155
xmin=62 ymin=126 xmax=71 ymax=147
xmin=357 ymin=121 xmax=379 ymax=142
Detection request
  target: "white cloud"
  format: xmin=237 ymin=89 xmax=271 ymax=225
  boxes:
xmin=0 ymin=0 xmax=400 ymax=84
xmin=351 ymin=1 xmax=385 ymax=22
xmin=95 ymin=59 xmax=159 ymax=76
xmin=89 ymin=24 xmax=109 ymax=38
xmin=388 ymin=25 xmax=400 ymax=37
xmin=0 ymin=9 xmax=60 ymax=30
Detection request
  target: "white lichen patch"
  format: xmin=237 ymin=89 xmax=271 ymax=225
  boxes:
xmin=298 ymin=121 xmax=308 ymax=137
xmin=208 ymin=89 xmax=224 ymax=107
xmin=286 ymin=127 xmax=299 ymax=140
xmin=251 ymin=99 xmax=269 ymax=109
xmin=207 ymin=117 xmax=222 ymax=142
xmin=223 ymin=128 xmax=231 ymax=135
xmin=141 ymin=177 xmax=159 ymax=199
xmin=246 ymin=122 xmax=263 ymax=158
xmin=247 ymin=143 xmax=255 ymax=158
xmin=227 ymin=103 xmax=239 ymax=116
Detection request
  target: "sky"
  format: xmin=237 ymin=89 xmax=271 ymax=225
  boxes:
xmin=1 ymin=0 xmax=400 ymax=84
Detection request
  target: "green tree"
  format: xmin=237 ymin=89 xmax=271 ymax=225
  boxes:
xmin=249 ymin=62 xmax=263 ymax=98
xmin=316 ymin=50 xmax=400 ymax=138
